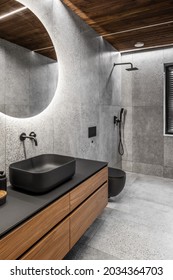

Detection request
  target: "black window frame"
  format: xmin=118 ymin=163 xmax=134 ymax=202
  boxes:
xmin=164 ymin=63 xmax=173 ymax=135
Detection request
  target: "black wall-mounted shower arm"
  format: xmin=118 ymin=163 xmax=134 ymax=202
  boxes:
xmin=113 ymin=62 xmax=138 ymax=71
xmin=114 ymin=62 xmax=133 ymax=67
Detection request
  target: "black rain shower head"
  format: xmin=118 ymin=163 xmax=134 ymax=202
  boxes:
xmin=113 ymin=62 xmax=138 ymax=71
xmin=126 ymin=67 xmax=138 ymax=71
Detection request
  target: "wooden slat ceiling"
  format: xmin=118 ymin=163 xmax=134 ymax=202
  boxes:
xmin=0 ymin=0 xmax=57 ymax=60
xmin=62 ymin=0 xmax=173 ymax=52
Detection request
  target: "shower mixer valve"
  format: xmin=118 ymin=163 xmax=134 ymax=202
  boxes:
xmin=114 ymin=116 xmax=120 ymax=126
xmin=113 ymin=108 xmax=125 ymax=156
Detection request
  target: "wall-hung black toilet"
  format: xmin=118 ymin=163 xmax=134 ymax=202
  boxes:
xmin=108 ymin=167 xmax=126 ymax=197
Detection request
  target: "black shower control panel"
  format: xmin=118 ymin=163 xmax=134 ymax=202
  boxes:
xmin=88 ymin=126 xmax=97 ymax=138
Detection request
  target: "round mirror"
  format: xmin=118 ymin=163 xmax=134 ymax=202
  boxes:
xmin=0 ymin=1 xmax=58 ymax=118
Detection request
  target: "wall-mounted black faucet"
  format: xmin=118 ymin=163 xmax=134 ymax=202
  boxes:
xmin=20 ymin=132 xmax=38 ymax=146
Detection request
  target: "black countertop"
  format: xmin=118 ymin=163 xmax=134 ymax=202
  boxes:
xmin=0 ymin=158 xmax=107 ymax=239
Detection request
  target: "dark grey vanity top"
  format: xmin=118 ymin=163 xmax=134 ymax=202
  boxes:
xmin=0 ymin=158 xmax=107 ymax=238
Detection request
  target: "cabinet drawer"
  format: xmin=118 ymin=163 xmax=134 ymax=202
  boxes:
xmin=0 ymin=193 xmax=70 ymax=260
xmin=70 ymin=167 xmax=108 ymax=211
xmin=21 ymin=218 xmax=69 ymax=260
xmin=70 ymin=183 xmax=108 ymax=249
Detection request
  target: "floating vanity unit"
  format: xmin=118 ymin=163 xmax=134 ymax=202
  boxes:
xmin=0 ymin=158 xmax=108 ymax=260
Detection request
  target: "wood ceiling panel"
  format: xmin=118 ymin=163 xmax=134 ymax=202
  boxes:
xmin=63 ymin=0 xmax=173 ymax=52
xmin=0 ymin=0 xmax=57 ymax=60
xmin=106 ymin=23 xmax=173 ymax=51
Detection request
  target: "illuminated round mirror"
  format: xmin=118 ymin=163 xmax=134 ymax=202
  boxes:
xmin=0 ymin=1 xmax=58 ymax=118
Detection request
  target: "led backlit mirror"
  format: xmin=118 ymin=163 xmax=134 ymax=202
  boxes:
xmin=0 ymin=1 xmax=58 ymax=118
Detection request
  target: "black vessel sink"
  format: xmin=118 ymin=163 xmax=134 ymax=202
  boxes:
xmin=9 ymin=154 xmax=76 ymax=194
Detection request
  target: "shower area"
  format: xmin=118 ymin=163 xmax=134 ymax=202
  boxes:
xmin=120 ymin=47 xmax=173 ymax=179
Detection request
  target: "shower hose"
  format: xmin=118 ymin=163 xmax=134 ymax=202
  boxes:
xmin=118 ymin=121 xmax=124 ymax=156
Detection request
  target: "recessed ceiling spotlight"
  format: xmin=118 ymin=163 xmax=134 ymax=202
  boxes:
xmin=134 ymin=42 xmax=144 ymax=48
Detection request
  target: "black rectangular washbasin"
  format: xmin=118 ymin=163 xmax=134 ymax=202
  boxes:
xmin=9 ymin=154 xmax=76 ymax=194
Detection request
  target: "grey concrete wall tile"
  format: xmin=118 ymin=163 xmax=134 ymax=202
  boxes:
xmin=78 ymin=104 xmax=99 ymax=160
xmin=121 ymin=54 xmax=133 ymax=107
xmin=132 ymin=49 xmax=164 ymax=107
xmin=164 ymin=137 xmax=173 ymax=167
xmin=0 ymin=41 xmax=6 ymax=107
xmin=51 ymin=2 xmax=82 ymax=105
xmin=163 ymin=166 xmax=173 ymax=179
xmin=132 ymin=136 xmax=163 ymax=165
xmin=80 ymin=35 xmax=100 ymax=106
xmin=98 ymin=105 xmax=121 ymax=166
xmin=163 ymin=48 xmax=173 ymax=64
xmin=53 ymin=102 xmax=81 ymax=157
xmin=132 ymin=106 xmax=164 ymax=165
xmin=5 ymin=118 xmax=32 ymax=179
xmin=27 ymin=114 xmax=54 ymax=158
xmin=132 ymin=162 xmax=163 ymax=177
xmin=122 ymin=106 xmax=132 ymax=161
xmin=99 ymin=40 xmax=121 ymax=106
xmin=0 ymin=113 xmax=6 ymax=172
xmin=122 ymin=160 xmax=133 ymax=172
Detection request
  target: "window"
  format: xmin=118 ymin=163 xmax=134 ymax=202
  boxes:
xmin=164 ymin=63 xmax=173 ymax=135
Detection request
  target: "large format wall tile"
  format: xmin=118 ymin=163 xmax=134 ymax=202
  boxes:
xmin=132 ymin=49 xmax=164 ymax=107
xmin=78 ymin=104 xmax=99 ymax=160
xmin=99 ymin=40 xmax=121 ymax=106
xmin=132 ymin=162 xmax=163 ymax=177
xmin=164 ymin=137 xmax=173 ymax=167
xmin=132 ymin=106 xmax=164 ymax=165
xmin=163 ymin=167 xmax=173 ymax=179
xmin=80 ymin=35 xmax=100 ymax=106
xmin=0 ymin=41 xmax=6 ymax=110
xmin=0 ymin=113 xmax=6 ymax=172
xmin=53 ymin=102 xmax=81 ymax=157
xmin=122 ymin=160 xmax=133 ymax=172
xmin=121 ymin=53 xmax=133 ymax=107
xmin=122 ymin=106 xmax=132 ymax=162
xmin=98 ymin=105 xmax=121 ymax=167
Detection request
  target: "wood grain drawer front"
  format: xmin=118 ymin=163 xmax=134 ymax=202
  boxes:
xmin=70 ymin=167 xmax=108 ymax=211
xmin=0 ymin=194 xmax=70 ymax=260
xmin=21 ymin=219 xmax=69 ymax=260
xmin=70 ymin=182 xmax=108 ymax=249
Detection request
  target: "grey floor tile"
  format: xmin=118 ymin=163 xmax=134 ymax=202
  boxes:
xmin=87 ymin=216 xmax=173 ymax=259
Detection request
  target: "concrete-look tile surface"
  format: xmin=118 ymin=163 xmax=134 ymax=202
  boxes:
xmin=65 ymin=172 xmax=173 ymax=260
xmin=121 ymin=53 xmax=133 ymax=107
xmin=98 ymin=105 xmax=121 ymax=167
xmin=132 ymin=106 xmax=164 ymax=165
xmin=132 ymin=162 xmax=163 ymax=177
xmin=0 ymin=113 xmax=6 ymax=171
xmin=78 ymin=104 xmax=99 ymax=160
xmin=163 ymin=166 xmax=173 ymax=179
xmin=99 ymin=41 xmax=121 ymax=106
xmin=122 ymin=106 xmax=132 ymax=162
xmin=164 ymin=137 xmax=173 ymax=167
xmin=132 ymin=49 xmax=163 ymax=107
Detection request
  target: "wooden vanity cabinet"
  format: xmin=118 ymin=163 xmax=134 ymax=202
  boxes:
xmin=0 ymin=194 xmax=69 ymax=260
xmin=21 ymin=218 xmax=70 ymax=260
xmin=0 ymin=167 xmax=108 ymax=260
xmin=70 ymin=183 xmax=108 ymax=248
